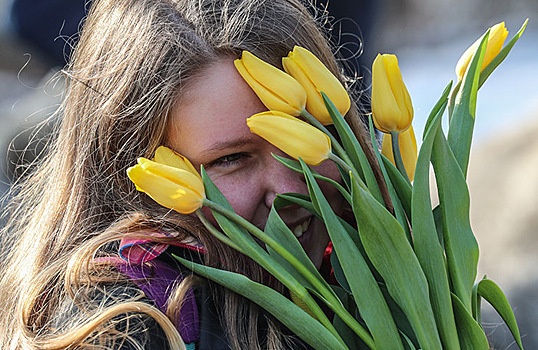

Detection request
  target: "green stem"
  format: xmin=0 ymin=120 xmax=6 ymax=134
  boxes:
xmin=201 ymin=199 xmax=345 ymax=346
xmin=300 ymin=109 xmax=353 ymax=166
xmin=390 ymin=131 xmax=411 ymax=185
xmin=202 ymin=198 xmax=375 ymax=348
xmin=196 ymin=210 xmax=244 ymax=253
xmin=328 ymin=152 xmax=368 ymax=192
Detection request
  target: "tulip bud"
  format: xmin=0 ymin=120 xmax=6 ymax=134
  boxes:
xmin=127 ymin=157 xmax=205 ymax=214
xmin=371 ymin=54 xmax=413 ymax=133
xmin=282 ymin=46 xmax=350 ymax=125
xmin=247 ymin=111 xmax=331 ymax=166
xmin=381 ymin=126 xmax=417 ymax=181
xmin=234 ymin=51 xmax=307 ymax=116
xmin=154 ymin=146 xmax=200 ymax=179
xmin=455 ymin=22 xmax=509 ymax=81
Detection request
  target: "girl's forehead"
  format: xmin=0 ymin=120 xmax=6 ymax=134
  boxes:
xmin=166 ymin=59 xmax=267 ymax=159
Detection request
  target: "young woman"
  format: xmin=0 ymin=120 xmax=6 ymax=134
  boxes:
xmin=0 ymin=0 xmax=386 ymax=348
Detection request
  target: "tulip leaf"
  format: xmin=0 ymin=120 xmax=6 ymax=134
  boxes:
xmin=368 ymin=116 xmax=412 ymax=245
xmin=431 ymin=130 xmax=478 ymax=312
xmin=264 ymin=206 xmax=339 ymax=301
xmin=272 ymin=153 xmax=351 ymax=203
xmin=412 ymin=102 xmax=460 ymax=350
xmin=349 ymin=167 xmax=442 ymax=350
xmin=423 ymin=81 xmax=453 ymax=140
xmin=202 ymin=168 xmax=342 ymax=339
xmin=471 ymin=278 xmax=482 ymax=323
xmin=451 ymin=293 xmax=489 ymax=350
xmin=274 ymin=193 xmax=320 ymax=218
xmin=479 ymin=19 xmax=528 ymax=88
xmin=332 ymin=286 xmax=366 ymax=350
xmin=477 ymin=278 xmax=524 ymax=349
xmin=377 ymin=283 xmax=419 ymax=348
xmin=174 ymin=255 xmax=347 ymax=350
xmin=381 ymin=155 xmax=412 ymax=218
xmin=321 ymin=92 xmax=385 ymax=205
xmin=447 ymin=29 xmax=488 ymax=177
xmin=330 ymin=249 xmax=351 ymax=293
xmin=300 ymin=158 xmax=402 ymax=350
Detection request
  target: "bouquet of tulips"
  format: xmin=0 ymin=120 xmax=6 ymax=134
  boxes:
xmin=128 ymin=20 xmax=528 ymax=350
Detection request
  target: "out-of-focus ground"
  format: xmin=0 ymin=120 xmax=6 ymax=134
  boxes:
xmin=1 ymin=0 xmax=537 ymax=348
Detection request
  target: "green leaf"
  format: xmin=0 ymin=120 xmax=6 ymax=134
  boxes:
xmin=381 ymin=155 xmax=412 ymax=218
xmin=423 ymin=82 xmax=454 ymax=140
xmin=349 ymin=167 xmax=442 ymax=350
xmin=274 ymin=193 xmax=320 ymax=218
xmin=477 ymin=279 xmax=524 ymax=349
xmin=321 ymin=91 xmax=384 ymax=205
xmin=368 ymin=116 xmax=412 ymax=245
xmin=330 ymin=249 xmax=351 ymax=293
xmin=332 ymin=286 xmax=364 ymax=350
xmin=401 ymin=332 xmax=418 ymax=350
xmin=379 ymin=284 xmax=418 ymax=348
xmin=264 ymin=206 xmax=339 ymax=301
xmin=301 ymin=159 xmax=401 ymax=350
xmin=202 ymin=168 xmax=340 ymax=336
xmin=431 ymin=130 xmax=479 ymax=311
xmin=447 ymin=28 xmax=489 ymax=177
xmin=174 ymin=256 xmax=347 ymax=350
xmin=479 ymin=19 xmax=528 ymax=88
xmin=272 ymin=153 xmax=351 ymax=203
xmin=412 ymin=102 xmax=460 ymax=350
xmin=471 ymin=279 xmax=482 ymax=323
xmin=451 ymin=293 xmax=489 ymax=350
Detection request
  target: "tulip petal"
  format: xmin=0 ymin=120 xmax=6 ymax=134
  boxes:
xmin=154 ymin=146 xmax=200 ymax=178
xmin=455 ymin=22 xmax=508 ymax=81
xmin=137 ymin=158 xmax=205 ymax=197
xmin=282 ymin=57 xmax=332 ymax=125
xmin=127 ymin=164 xmax=203 ymax=214
xmin=372 ymin=55 xmax=401 ymax=132
xmin=283 ymin=46 xmax=350 ymax=124
xmin=247 ymin=111 xmax=331 ymax=166
xmin=384 ymin=55 xmax=413 ymax=128
xmin=235 ymin=52 xmax=306 ymax=115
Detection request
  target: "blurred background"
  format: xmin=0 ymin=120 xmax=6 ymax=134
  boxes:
xmin=0 ymin=0 xmax=536 ymax=348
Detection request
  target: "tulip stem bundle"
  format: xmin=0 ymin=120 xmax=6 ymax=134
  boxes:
xmin=197 ymin=196 xmax=375 ymax=348
xmin=127 ymin=25 xmax=528 ymax=349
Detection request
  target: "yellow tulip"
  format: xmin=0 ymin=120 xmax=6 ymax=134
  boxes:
xmin=153 ymin=146 xmax=201 ymax=180
xmin=127 ymin=157 xmax=205 ymax=214
xmin=371 ymin=54 xmax=413 ymax=133
xmin=381 ymin=126 xmax=417 ymax=181
xmin=234 ymin=51 xmax=307 ymax=116
xmin=247 ymin=111 xmax=331 ymax=166
xmin=455 ymin=22 xmax=508 ymax=81
xmin=282 ymin=46 xmax=350 ymax=125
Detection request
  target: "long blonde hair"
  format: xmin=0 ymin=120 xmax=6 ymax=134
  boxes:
xmin=0 ymin=0 xmax=382 ymax=348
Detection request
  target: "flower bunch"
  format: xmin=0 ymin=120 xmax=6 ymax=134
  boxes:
xmin=127 ymin=20 xmax=528 ymax=350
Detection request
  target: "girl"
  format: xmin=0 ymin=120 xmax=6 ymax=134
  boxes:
xmin=0 ymin=0 xmax=386 ymax=348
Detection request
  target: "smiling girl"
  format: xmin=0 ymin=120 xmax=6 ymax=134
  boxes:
xmin=0 ymin=0 xmax=386 ymax=349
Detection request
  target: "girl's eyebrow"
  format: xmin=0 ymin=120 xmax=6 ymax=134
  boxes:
xmin=204 ymin=139 xmax=257 ymax=153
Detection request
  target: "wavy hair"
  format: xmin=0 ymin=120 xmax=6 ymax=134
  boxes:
xmin=0 ymin=0 xmax=385 ymax=348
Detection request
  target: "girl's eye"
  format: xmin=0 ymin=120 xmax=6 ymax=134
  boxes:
xmin=208 ymin=153 xmax=247 ymax=168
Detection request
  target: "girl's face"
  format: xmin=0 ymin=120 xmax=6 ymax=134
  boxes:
xmin=167 ymin=59 xmax=344 ymax=268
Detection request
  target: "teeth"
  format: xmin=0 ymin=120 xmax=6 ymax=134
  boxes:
xmin=293 ymin=217 xmax=312 ymax=238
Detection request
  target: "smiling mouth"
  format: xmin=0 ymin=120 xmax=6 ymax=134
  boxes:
xmin=292 ymin=217 xmax=312 ymax=238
